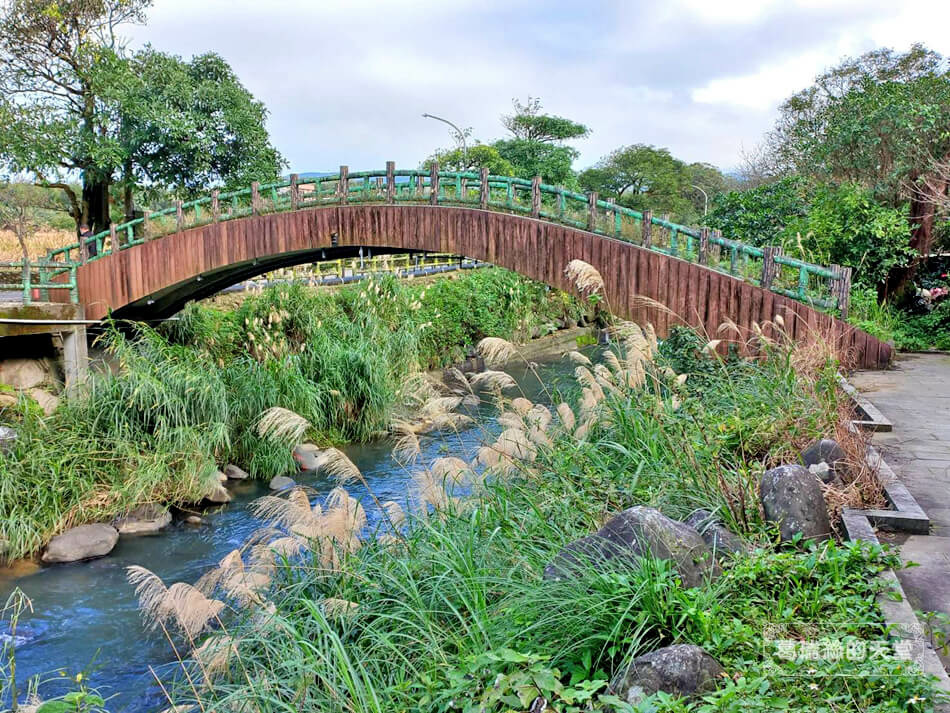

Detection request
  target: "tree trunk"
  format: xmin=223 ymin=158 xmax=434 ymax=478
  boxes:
xmin=81 ymin=177 xmax=111 ymax=235
xmin=881 ymin=173 xmax=946 ymax=303
xmin=122 ymin=160 xmax=135 ymax=222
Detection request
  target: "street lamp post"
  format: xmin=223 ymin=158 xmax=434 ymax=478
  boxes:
xmin=692 ymin=184 xmax=709 ymax=217
xmin=422 ymin=113 xmax=467 ymax=163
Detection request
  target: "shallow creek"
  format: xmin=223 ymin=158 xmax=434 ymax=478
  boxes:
xmin=0 ymin=342 xmax=584 ymax=712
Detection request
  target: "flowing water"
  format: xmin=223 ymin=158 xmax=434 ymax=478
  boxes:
xmin=0 ymin=345 xmax=582 ymax=712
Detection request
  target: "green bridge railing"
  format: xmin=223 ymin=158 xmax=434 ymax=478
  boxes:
xmin=0 ymin=259 xmax=78 ymax=304
xmin=26 ymin=164 xmax=852 ymax=317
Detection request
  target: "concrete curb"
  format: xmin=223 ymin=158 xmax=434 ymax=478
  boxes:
xmin=838 ymin=375 xmax=950 ymax=705
xmin=838 ymin=375 xmax=893 ymax=432
xmin=838 ymin=374 xmax=929 ymax=535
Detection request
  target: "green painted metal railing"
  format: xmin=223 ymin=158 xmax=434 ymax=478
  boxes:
xmin=33 ymin=165 xmax=851 ymax=316
xmin=0 ymin=260 xmax=78 ymax=303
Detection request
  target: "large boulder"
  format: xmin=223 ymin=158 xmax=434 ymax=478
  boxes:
xmin=760 ymin=465 xmax=830 ymax=543
xmin=204 ymin=483 xmax=232 ymax=504
xmin=113 ymin=504 xmax=172 ymax=535
xmin=610 ymin=644 xmax=725 ymax=705
xmin=269 ymin=475 xmax=295 ymax=491
xmin=0 ymin=425 xmax=16 ymax=453
xmin=799 ymin=439 xmax=847 ymax=484
xmin=684 ymin=510 xmax=745 ymax=559
xmin=293 ymin=444 xmax=321 ymax=471
xmin=223 ymin=464 xmax=250 ymax=480
xmin=0 ymin=359 xmax=47 ymax=390
xmin=42 ymin=524 xmax=119 ymax=563
xmin=544 ymin=506 xmax=718 ymax=588
xmin=27 ymin=388 xmax=59 ymax=416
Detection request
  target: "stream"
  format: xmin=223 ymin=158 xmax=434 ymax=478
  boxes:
xmin=0 ymin=343 xmax=581 ymax=712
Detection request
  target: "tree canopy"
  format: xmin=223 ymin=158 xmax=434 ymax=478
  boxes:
xmin=765 ymin=43 xmax=950 ymax=296
xmin=578 ymin=145 xmax=728 ymax=223
xmin=425 ymin=144 xmax=514 ymax=176
xmin=500 ymin=97 xmax=590 ymax=144
xmin=0 ymin=0 xmax=283 ymax=233
xmin=493 ymin=98 xmax=589 ymax=187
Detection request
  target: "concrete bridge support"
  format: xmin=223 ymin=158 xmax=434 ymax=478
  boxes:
xmin=60 ymin=324 xmax=89 ymax=397
xmin=0 ymin=302 xmax=90 ymax=405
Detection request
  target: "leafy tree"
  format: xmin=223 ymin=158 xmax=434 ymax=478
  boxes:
xmin=424 ymin=144 xmax=513 ymax=175
xmin=0 ymin=182 xmax=43 ymax=264
xmin=115 ymin=48 xmax=284 ymax=219
xmin=0 ymin=0 xmax=152 ymax=234
xmin=578 ymin=144 xmax=694 ymax=219
xmin=707 ymin=177 xmax=811 ymax=245
xmin=491 ymin=139 xmax=579 ymax=186
xmin=784 ymin=182 xmax=915 ymax=289
xmin=0 ymin=0 xmax=283 ymax=235
xmin=766 ymin=44 xmax=950 ymax=297
xmin=500 ymin=97 xmax=590 ymax=144
xmin=685 ymin=161 xmax=734 ymax=218
xmin=709 ymin=179 xmax=913 ymax=291
xmin=492 ymin=97 xmax=589 ymax=186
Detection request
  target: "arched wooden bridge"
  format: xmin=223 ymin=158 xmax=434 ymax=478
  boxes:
xmin=39 ymin=165 xmax=890 ymax=369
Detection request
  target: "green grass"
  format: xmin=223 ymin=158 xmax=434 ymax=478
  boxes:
xmin=165 ymin=329 xmax=939 ymax=712
xmin=848 ymin=286 xmax=950 ymax=352
xmin=0 ymin=269 xmax=582 ymax=562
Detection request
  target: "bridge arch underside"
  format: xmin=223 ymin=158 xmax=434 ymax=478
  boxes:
xmin=69 ymin=204 xmax=891 ymax=369
xmin=112 ymin=245 xmax=448 ymax=320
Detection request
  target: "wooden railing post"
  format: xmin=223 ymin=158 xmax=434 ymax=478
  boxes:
xmin=211 ymin=190 xmax=220 ymax=222
xmin=761 ymin=246 xmax=782 ymax=289
xmin=587 ymin=192 xmax=598 ymax=231
xmin=109 ymin=222 xmax=118 ymax=251
xmin=712 ymin=229 xmax=723 ymax=263
xmin=386 ymin=161 xmax=395 ymax=204
xmin=698 ymin=227 xmax=709 ymax=265
xmin=339 ymin=166 xmax=349 ymax=205
xmin=175 ymin=201 xmax=184 ymax=232
xmin=642 ymin=210 xmax=653 ymax=249
xmin=290 ymin=173 xmax=299 ymax=211
xmin=250 ymin=182 xmax=261 ymax=215
xmin=831 ymin=264 xmax=852 ymax=319
xmin=531 ymin=175 xmax=541 ymax=218
xmin=142 ymin=210 xmax=151 ymax=240
xmin=479 ymin=168 xmax=489 ymax=209
xmin=429 ymin=162 xmax=439 ymax=205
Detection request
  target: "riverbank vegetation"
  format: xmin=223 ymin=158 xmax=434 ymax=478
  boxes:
xmin=133 ymin=266 xmax=938 ymax=712
xmin=0 ymin=269 xmax=580 ymax=562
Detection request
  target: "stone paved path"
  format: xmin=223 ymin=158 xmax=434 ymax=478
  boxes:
xmin=850 ymin=354 xmax=950 ymax=669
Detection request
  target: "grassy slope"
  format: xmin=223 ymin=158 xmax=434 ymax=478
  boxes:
xmin=174 ymin=328 xmax=939 ymax=713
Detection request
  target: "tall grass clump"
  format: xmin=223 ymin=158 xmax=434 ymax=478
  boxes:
xmin=0 ymin=268 xmax=580 ymax=561
xmin=167 ymin=264 xmax=934 ymax=712
xmin=0 ymin=331 xmax=227 ymax=560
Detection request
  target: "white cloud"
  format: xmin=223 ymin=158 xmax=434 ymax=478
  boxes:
xmin=127 ymin=0 xmax=950 ymax=173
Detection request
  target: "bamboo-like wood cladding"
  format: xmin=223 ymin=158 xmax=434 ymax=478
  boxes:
xmin=65 ymin=204 xmax=891 ymax=369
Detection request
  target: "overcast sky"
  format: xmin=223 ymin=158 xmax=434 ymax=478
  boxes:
xmin=128 ymin=0 xmax=950 ymax=175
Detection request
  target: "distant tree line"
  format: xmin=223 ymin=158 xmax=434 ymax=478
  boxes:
xmin=426 ymin=97 xmax=734 ymax=228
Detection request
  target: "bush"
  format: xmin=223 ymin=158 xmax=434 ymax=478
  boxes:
xmin=784 ymin=182 xmax=914 ymax=289
xmin=707 ymin=177 xmax=810 ymax=245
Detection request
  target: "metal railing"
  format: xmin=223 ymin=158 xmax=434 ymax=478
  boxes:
xmin=34 ymin=164 xmax=851 ymax=316
xmin=0 ymin=260 xmax=78 ymax=303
